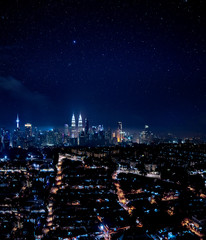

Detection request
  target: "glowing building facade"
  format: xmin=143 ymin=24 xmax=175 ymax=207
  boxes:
xmin=71 ymin=114 xmax=76 ymax=138
xmin=117 ymin=122 xmax=123 ymax=142
xmin=78 ymin=114 xmax=83 ymax=133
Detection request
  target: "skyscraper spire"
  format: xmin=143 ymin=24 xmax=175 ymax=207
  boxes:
xmin=71 ymin=114 xmax=77 ymax=138
xmin=78 ymin=114 xmax=82 ymax=128
xmin=16 ymin=114 xmax=20 ymax=129
xmin=78 ymin=114 xmax=83 ymax=134
xmin=71 ymin=113 xmax=76 ymax=128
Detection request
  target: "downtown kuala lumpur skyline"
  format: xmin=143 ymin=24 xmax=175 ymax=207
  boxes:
xmin=6 ymin=113 xmax=203 ymax=140
xmin=0 ymin=0 xmax=206 ymax=136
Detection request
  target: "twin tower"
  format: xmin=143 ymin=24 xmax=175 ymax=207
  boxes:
xmin=71 ymin=114 xmax=83 ymax=130
xmin=71 ymin=114 xmax=85 ymax=138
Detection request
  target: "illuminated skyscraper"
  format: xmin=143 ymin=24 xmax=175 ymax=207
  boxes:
xmin=140 ymin=125 xmax=153 ymax=144
xmin=78 ymin=114 xmax=83 ymax=133
xmin=118 ymin=122 xmax=122 ymax=132
xmin=16 ymin=114 xmax=20 ymax=129
xmin=71 ymin=114 xmax=76 ymax=138
xmin=71 ymin=114 xmax=76 ymax=128
xmin=117 ymin=122 xmax=123 ymax=142
xmin=25 ymin=123 xmax=32 ymax=137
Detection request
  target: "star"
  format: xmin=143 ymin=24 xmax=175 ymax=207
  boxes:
xmin=73 ymin=40 xmax=76 ymax=44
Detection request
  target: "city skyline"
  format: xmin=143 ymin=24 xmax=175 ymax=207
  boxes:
xmin=1 ymin=111 xmax=205 ymax=154
xmin=0 ymin=1 xmax=205 ymax=135
xmin=0 ymin=112 xmax=205 ymax=138
xmin=1 ymin=1 xmax=206 ymax=239
xmin=0 ymin=113 xmax=205 ymax=144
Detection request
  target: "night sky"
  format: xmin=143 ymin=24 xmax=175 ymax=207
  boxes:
xmin=0 ymin=0 xmax=205 ymax=136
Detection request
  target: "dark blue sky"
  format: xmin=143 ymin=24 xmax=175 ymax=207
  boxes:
xmin=0 ymin=0 xmax=205 ymax=136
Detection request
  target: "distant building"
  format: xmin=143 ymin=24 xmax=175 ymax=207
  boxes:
xmin=71 ymin=114 xmax=76 ymax=138
xmin=105 ymin=128 xmax=112 ymax=144
xmin=25 ymin=123 xmax=32 ymax=138
xmin=64 ymin=124 xmax=69 ymax=136
xmin=140 ymin=125 xmax=153 ymax=144
xmin=78 ymin=114 xmax=83 ymax=133
xmin=116 ymin=122 xmax=123 ymax=142
xmin=85 ymin=118 xmax=89 ymax=135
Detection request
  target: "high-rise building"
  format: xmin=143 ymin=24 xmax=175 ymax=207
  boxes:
xmin=85 ymin=118 xmax=89 ymax=135
xmin=0 ymin=129 xmax=10 ymax=150
xmin=118 ymin=122 xmax=122 ymax=131
xmin=25 ymin=123 xmax=32 ymax=138
xmin=78 ymin=114 xmax=83 ymax=133
xmin=97 ymin=125 xmax=104 ymax=132
xmin=117 ymin=122 xmax=123 ymax=142
xmin=64 ymin=124 xmax=69 ymax=136
xmin=71 ymin=114 xmax=76 ymax=138
xmin=140 ymin=125 xmax=153 ymax=144
xmin=71 ymin=114 xmax=76 ymax=128
xmin=105 ymin=128 xmax=112 ymax=144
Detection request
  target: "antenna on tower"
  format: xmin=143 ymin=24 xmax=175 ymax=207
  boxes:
xmin=16 ymin=114 xmax=20 ymax=129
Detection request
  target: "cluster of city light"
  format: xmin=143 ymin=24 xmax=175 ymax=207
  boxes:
xmin=182 ymin=218 xmax=205 ymax=238
xmin=112 ymin=170 xmax=135 ymax=216
xmin=44 ymin=155 xmax=64 ymax=233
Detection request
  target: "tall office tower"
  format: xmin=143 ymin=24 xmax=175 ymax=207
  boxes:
xmin=9 ymin=135 xmax=13 ymax=148
xmin=117 ymin=122 xmax=123 ymax=142
xmin=16 ymin=114 xmax=20 ymax=130
xmin=71 ymin=114 xmax=76 ymax=128
xmin=140 ymin=124 xmax=153 ymax=144
xmin=105 ymin=128 xmax=112 ymax=144
xmin=71 ymin=114 xmax=76 ymax=138
xmin=3 ymin=130 xmax=10 ymax=150
xmin=64 ymin=124 xmax=69 ymax=136
xmin=25 ymin=123 xmax=32 ymax=138
xmin=97 ymin=125 xmax=104 ymax=132
xmin=78 ymin=114 xmax=83 ymax=133
xmin=85 ymin=118 xmax=89 ymax=135
xmin=118 ymin=122 xmax=122 ymax=131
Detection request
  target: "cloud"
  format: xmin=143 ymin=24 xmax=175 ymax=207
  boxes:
xmin=0 ymin=76 xmax=49 ymax=105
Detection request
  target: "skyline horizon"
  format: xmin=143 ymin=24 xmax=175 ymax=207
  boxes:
xmin=0 ymin=1 xmax=205 ymax=138
xmin=0 ymin=112 xmax=205 ymax=138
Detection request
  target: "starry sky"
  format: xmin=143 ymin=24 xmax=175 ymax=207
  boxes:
xmin=0 ymin=0 xmax=205 ymax=136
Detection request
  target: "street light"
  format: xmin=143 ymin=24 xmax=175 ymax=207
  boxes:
xmin=99 ymin=225 xmax=104 ymax=231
